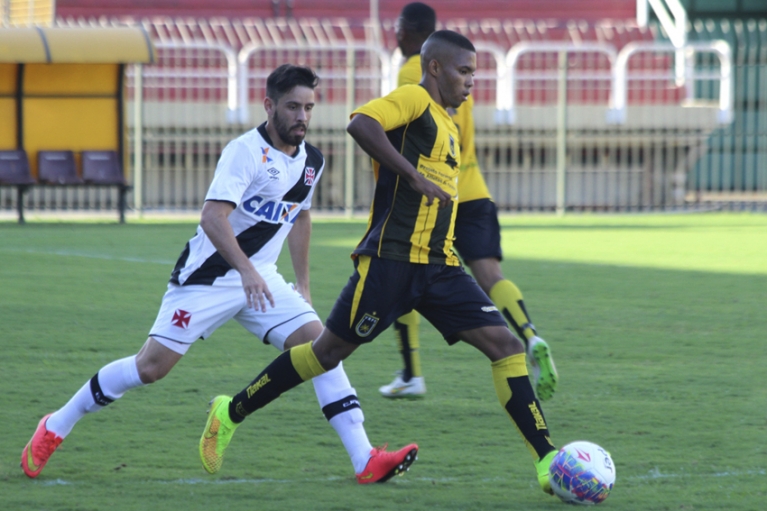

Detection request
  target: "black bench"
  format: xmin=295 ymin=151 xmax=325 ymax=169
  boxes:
xmin=0 ymin=150 xmax=130 ymax=224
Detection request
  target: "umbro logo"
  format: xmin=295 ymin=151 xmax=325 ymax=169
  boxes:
xmin=481 ymin=306 xmax=498 ymax=312
xmin=267 ymin=167 xmax=280 ymax=180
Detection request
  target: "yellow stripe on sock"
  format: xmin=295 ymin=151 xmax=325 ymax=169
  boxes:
xmin=491 ymin=353 xmax=528 ymax=393
xmin=289 ymin=343 xmax=326 ymax=381
xmin=489 ymin=279 xmax=536 ymax=341
xmin=491 ymin=353 xmax=539 ymax=460
xmin=395 ymin=310 xmax=422 ymax=377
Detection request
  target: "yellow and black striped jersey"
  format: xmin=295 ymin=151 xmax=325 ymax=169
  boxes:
xmin=351 ymin=84 xmax=461 ymax=266
xmin=398 ymin=54 xmax=491 ymax=203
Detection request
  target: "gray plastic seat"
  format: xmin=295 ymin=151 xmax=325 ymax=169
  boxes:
xmin=0 ymin=150 xmax=35 ymax=185
xmin=38 ymin=150 xmax=82 ymax=185
xmin=82 ymin=150 xmax=125 ymax=185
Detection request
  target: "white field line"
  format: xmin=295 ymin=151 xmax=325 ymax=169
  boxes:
xmin=0 ymin=247 xmax=174 ymax=265
xmin=34 ymin=469 xmax=765 ymax=487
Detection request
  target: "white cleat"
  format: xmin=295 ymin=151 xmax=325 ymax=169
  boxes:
xmin=379 ymin=372 xmax=426 ymax=398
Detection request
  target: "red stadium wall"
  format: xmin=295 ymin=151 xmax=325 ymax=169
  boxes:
xmin=56 ymin=0 xmax=637 ymax=21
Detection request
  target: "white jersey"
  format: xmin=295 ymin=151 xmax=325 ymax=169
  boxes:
xmin=170 ymin=123 xmax=325 ymax=286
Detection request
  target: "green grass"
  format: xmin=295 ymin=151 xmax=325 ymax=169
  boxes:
xmin=1 ymin=213 xmax=765 ymax=511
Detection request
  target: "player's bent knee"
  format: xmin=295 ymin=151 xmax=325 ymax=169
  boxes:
xmin=136 ymin=337 xmax=183 ymax=383
xmin=136 ymin=362 xmax=172 ymax=384
xmin=311 ymin=330 xmax=357 ymax=370
xmin=462 ymin=326 xmax=524 ymax=361
xmin=314 ymin=350 xmax=342 ymax=372
xmin=283 ymin=320 xmax=324 ymax=350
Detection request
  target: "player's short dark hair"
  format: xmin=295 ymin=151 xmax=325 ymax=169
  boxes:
xmin=399 ymin=2 xmax=436 ymax=36
xmin=266 ymin=64 xmax=319 ymax=102
xmin=425 ymin=29 xmax=475 ymax=53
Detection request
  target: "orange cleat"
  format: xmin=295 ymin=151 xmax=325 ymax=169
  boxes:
xmin=21 ymin=414 xmax=63 ymax=478
xmin=355 ymin=443 xmax=418 ymax=484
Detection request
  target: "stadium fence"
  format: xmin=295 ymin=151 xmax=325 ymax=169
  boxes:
xmin=1 ymin=15 xmax=765 ymax=216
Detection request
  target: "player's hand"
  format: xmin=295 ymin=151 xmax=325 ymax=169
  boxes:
xmin=292 ymin=282 xmax=313 ymax=306
xmin=241 ymin=268 xmax=275 ymax=312
xmin=410 ymin=174 xmax=452 ymax=209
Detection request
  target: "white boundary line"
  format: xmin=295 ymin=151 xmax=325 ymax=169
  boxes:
xmin=34 ymin=469 xmax=765 ymax=487
xmin=0 ymin=248 xmax=174 ymax=265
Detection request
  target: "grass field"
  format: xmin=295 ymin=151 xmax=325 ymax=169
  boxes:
xmin=1 ymin=213 xmax=765 ymax=511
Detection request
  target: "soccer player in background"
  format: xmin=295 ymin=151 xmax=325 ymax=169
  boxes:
xmin=200 ymin=30 xmax=559 ymax=495
xmin=379 ymin=2 xmax=558 ymax=401
xmin=21 ymin=64 xmax=415 ymax=484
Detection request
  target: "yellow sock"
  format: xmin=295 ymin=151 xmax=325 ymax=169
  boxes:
xmin=491 ymin=354 xmax=554 ymax=460
xmin=394 ymin=310 xmax=422 ymax=379
xmin=230 ymin=343 xmax=326 ymax=420
xmin=489 ymin=279 xmax=536 ymax=344
xmin=289 ymin=342 xmax=327 ymax=381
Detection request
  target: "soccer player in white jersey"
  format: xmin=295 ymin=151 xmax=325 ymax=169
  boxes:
xmin=21 ymin=64 xmax=417 ymax=484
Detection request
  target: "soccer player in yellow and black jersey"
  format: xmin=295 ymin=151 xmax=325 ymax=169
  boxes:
xmin=379 ymin=2 xmax=558 ymax=401
xmin=201 ymin=29 xmax=560 ymax=496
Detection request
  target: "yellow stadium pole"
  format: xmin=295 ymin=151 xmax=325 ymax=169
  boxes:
xmin=133 ymin=62 xmax=144 ymax=218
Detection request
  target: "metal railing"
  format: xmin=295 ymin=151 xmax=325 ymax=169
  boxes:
xmin=609 ymin=40 xmax=733 ymax=125
xmin=4 ymin=15 xmax=765 ymax=218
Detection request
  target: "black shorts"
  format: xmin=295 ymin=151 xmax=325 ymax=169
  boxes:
xmin=453 ymin=198 xmax=503 ymax=262
xmin=325 ymin=255 xmax=507 ymax=345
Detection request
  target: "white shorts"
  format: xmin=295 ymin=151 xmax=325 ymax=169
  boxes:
xmin=148 ymin=271 xmax=319 ymax=355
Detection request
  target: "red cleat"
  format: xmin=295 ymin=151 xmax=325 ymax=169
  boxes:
xmin=21 ymin=414 xmax=63 ymax=478
xmin=355 ymin=443 xmax=418 ymax=484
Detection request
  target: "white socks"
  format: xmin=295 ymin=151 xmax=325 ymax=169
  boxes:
xmin=46 ymin=355 xmax=144 ymax=438
xmin=312 ymin=362 xmax=373 ymax=474
xmin=44 ymin=352 xmax=374 ymax=475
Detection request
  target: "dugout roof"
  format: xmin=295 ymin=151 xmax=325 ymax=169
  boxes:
xmin=0 ymin=26 xmax=155 ymax=178
xmin=0 ymin=26 xmax=155 ymax=63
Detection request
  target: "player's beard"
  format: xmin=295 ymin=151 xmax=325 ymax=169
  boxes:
xmin=273 ymin=110 xmax=307 ymax=147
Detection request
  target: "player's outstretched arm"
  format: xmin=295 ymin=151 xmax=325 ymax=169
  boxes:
xmin=200 ymin=200 xmax=275 ymax=311
xmin=347 ymin=114 xmax=451 ymax=209
xmin=287 ymin=208 xmax=312 ymax=305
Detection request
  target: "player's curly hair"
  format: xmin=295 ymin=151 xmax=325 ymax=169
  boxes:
xmin=266 ymin=64 xmax=319 ymax=102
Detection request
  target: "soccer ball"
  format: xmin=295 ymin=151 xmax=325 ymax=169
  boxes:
xmin=548 ymin=441 xmax=615 ymax=505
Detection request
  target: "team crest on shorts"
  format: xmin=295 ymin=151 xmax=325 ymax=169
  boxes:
xmin=172 ymin=309 xmax=191 ymax=329
xmin=355 ymin=313 xmax=379 ymax=337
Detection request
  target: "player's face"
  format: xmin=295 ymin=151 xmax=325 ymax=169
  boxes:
xmin=395 ymin=17 xmax=405 ymax=42
xmin=395 ymin=17 xmax=408 ymax=51
xmin=268 ymin=85 xmax=315 ymax=147
xmin=437 ymin=48 xmax=475 ymax=109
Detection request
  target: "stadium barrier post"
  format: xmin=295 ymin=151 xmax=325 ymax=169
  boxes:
xmin=556 ymin=50 xmax=568 ymax=216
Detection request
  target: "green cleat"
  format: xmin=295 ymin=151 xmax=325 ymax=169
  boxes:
xmin=199 ymin=395 xmax=239 ymax=474
xmin=535 ymin=449 xmax=558 ymax=495
xmin=528 ymin=336 xmax=558 ymax=401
